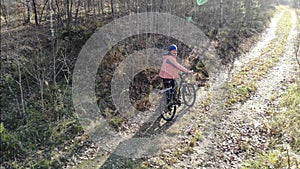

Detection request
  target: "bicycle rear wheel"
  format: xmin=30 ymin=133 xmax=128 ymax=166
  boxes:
xmin=182 ymin=83 xmax=196 ymax=106
xmin=159 ymin=95 xmax=176 ymax=121
xmin=161 ymin=104 xmax=176 ymax=121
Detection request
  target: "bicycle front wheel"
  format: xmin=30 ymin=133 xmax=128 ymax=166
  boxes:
xmin=182 ymin=83 xmax=196 ymax=106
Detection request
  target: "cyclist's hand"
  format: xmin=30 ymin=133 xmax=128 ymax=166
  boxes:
xmin=188 ymin=70 xmax=193 ymax=74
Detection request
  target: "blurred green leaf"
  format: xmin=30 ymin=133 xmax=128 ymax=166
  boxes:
xmin=197 ymin=0 xmax=208 ymax=6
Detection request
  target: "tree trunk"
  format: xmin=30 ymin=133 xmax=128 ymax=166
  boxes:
xmin=111 ymin=0 xmax=114 ymax=17
xmin=74 ymin=0 xmax=81 ymax=25
xmin=55 ymin=0 xmax=64 ymax=27
xmin=49 ymin=0 xmax=54 ymax=36
xmin=17 ymin=60 xmax=26 ymax=119
xmin=97 ymin=0 xmax=100 ymax=15
xmin=26 ymin=0 xmax=30 ymax=23
xmin=66 ymin=0 xmax=71 ymax=27
xmin=220 ymin=0 xmax=224 ymax=27
xmin=69 ymin=0 xmax=73 ymax=24
xmin=100 ymin=0 xmax=104 ymax=15
xmin=93 ymin=0 xmax=96 ymax=19
xmin=32 ymin=0 xmax=38 ymax=25
xmin=39 ymin=0 xmax=49 ymax=22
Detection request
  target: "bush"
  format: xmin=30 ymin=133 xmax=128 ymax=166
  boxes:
xmin=0 ymin=123 xmax=26 ymax=162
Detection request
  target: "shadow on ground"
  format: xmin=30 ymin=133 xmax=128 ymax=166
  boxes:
xmin=99 ymin=99 xmax=195 ymax=169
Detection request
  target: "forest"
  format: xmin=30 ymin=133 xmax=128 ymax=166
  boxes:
xmin=1 ymin=0 xmax=300 ymax=168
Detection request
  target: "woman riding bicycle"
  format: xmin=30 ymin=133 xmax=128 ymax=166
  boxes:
xmin=159 ymin=44 xmax=193 ymax=104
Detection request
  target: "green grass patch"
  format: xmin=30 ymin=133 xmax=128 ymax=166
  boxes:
xmin=242 ymin=81 xmax=300 ymax=169
xmin=242 ymin=149 xmax=300 ymax=169
xmin=102 ymin=108 xmax=126 ymax=130
xmin=0 ymin=123 xmax=26 ymax=162
xmin=189 ymin=131 xmax=203 ymax=147
xmin=271 ymin=84 xmax=300 ymax=150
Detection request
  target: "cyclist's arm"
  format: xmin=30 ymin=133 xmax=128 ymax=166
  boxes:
xmin=166 ymin=57 xmax=189 ymax=73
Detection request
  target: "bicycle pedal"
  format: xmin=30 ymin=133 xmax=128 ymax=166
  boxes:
xmin=164 ymin=106 xmax=172 ymax=112
xmin=175 ymin=99 xmax=182 ymax=105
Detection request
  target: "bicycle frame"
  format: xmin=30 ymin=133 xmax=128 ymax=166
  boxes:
xmin=159 ymin=73 xmax=189 ymax=104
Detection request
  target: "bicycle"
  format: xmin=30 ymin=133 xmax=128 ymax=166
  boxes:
xmin=158 ymin=73 xmax=196 ymax=121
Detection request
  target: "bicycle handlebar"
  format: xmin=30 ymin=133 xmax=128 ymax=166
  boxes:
xmin=180 ymin=70 xmax=193 ymax=77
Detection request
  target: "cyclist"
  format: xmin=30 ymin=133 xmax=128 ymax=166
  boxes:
xmin=159 ymin=44 xmax=192 ymax=105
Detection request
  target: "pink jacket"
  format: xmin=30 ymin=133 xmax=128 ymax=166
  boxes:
xmin=159 ymin=54 xmax=189 ymax=79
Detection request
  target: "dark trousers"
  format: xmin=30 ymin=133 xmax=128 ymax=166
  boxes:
xmin=162 ymin=78 xmax=176 ymax=104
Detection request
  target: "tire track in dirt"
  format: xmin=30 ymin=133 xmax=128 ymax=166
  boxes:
xmin=196 ymin=7 xmax=299 ymax=169
xmin=232 ymin=10 xmax=283 ymax=73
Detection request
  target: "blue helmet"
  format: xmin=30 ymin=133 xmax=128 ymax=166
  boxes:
xmin=168 ymin=44 xmax=177 ymax=51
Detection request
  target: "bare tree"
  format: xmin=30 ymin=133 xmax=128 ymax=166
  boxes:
xmin=39 ymin=0 xmax=49 ymax=22
xmin=220 ymin=0 xmax=224 ymax=27
xmin=74 ymin=0 xmax=81 ymax=25
xmin=100 ymin=0 xmax=104 ymax=15
xmin=17 ymin=59 xmax=26 ymax=118
xmin=32 ymin=0 xmax=38 ymax=25
xmin=110 ymin=0 xmax=114 ymax=17
xmin=25 ymin=0 xmax=31 ymax=23
xmin=55 ymin=0 xmax=64 ymax=27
